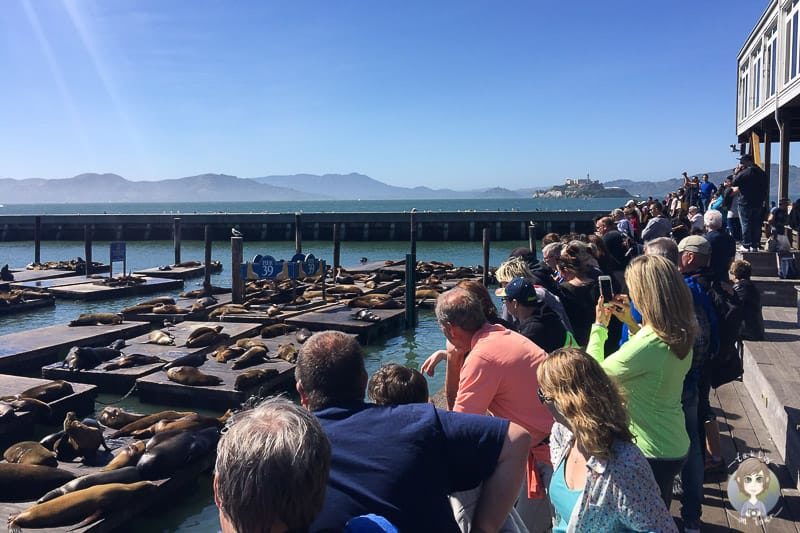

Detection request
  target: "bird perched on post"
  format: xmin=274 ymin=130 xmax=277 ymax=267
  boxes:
xmin=231 ymin=228 xmax=243 ymax=237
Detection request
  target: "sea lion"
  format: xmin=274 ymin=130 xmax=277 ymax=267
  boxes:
xmin=98 ymin=406 xmax=146 ymax=429
xmin=139 ymin=296 xmax=176 ymax=306
xmin=166 ymin=366 xmax=222 ymax=387
xmin=3 ymin=442 xmax=58 ymax=467
xmin=152 ymin=304 xmax=191 ymax=314
xmin=146 ymin=330 xmax=174 ymax=345
xmin=102 ymin=354 xmax=166 ymax=371
xmin=208 ymin=304 xmax=250 ymax=318
xmin=107 ymin=339 xmax=127 ymax=350
xmin=260 ymin=323 xmax=296 ymax=338
xmin=194 ymin=296 xmax=217 ymax=308
xmin=11 ymin=380 xmax=74 ymax=403
xmin=180 ymin=286 xmax=229 ymax=298
xmin=0 ymin=464 xmax=75 ymax=502
xmin=162 ymin=352 xmax=206 ymax=370
xmin=0 ymin=264 xmax=14 ymax=281
xmin=9 ymin=481 xmax=157 ymax=530
xmin=235 ymin=338 xmax=266 ymax=349
xmin=274 ymin=343 xmax=299 ymax=364
xmin=136 ymin=427 xmax=220 ymax=480
xmin=231 ymin=345 xmax=269 ymax=370
xmin=63 ymin=412 xmax=110 ymax=459
xmin=68 ymin=313 xmax=123 ymax=327
xmin=109 ymin=410 xmax=194 ymax=439
xmin=186 ymin=325 xmax=223 ymax=342
xmin=415 ymin=289 xmax=441 ymax=300
xmin=214 ymin=346 xmax=244 ymax=363
xmin=235 ymin=368 xmax=279 ymax=391
xmin=296 ymin=328 xmax=313 ymax=344
xmin=37 ymin=466 xmax=143 ymax=504
xmin=4 ymin=398 xmax=51 ymax=418
xmin=130 ymin=412 xmax=228 ymax=439
xmin=121 ymin=303 xmax=158 ymax=314
xmin=63 ymin=346 xmax=122 ymax=371
xmin=39 ymin=430 xmax=64 ymax=451
xmin=174 ymin=260 xmax=201 ymax=268
xmin=327 ymin=284 xmax=363 ymax=295
xmin=348 ymin=294 xmax=402 ymax=309
xmin=101 ymin=441 xmax=146 ymax=472
xmin=334 ymin=268 xmax=354 ymax=285
xmin=186 ymin=330 xmax=229 ymax=349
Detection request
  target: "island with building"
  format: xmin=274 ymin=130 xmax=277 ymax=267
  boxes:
xmin=532 ymin=176 xmax=633 ymax=199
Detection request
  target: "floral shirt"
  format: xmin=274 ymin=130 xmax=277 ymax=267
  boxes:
xmin=549 ymin=423 xmax=678 ymax=533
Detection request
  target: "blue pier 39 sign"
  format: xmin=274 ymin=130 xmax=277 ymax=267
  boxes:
xmin=243 ymin=253 xmax=322 ymax=280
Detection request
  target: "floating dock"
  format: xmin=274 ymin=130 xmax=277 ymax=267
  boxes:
xmin=40 ymin=321 xmax=263 ymax=394
xmin=0 ymin=322 xmax=151 ymax=375
xmin=343 ymin=259 xmax=406 ymax=275
xmin=121 ymin=294 xmax=234 ymax=324
xmin=47 ymin=277 xmax=184 ymax=301
xmin=0 ymin=295 xmax=55 ymax=316
xmin=0 ymin=374 xmax=97 ymax=424
xmin=136 ymin=332 xmax=297 ymax=409
xmin=134 ymin=262 xmax=223 ymax=280
xmin=216 ymin=300 xmax=333 ymax=326
xmin=285 ymin=304 xmax=405 ymax=343
xmin=7 ymin=269 xmax=79 ymax=283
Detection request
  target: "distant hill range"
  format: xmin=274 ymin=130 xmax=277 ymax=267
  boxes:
xmin=1 ymin=166 xmax=796 ymax=204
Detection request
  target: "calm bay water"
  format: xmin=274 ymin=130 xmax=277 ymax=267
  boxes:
xmin=0 ymin=232 xmax=535 ymax=532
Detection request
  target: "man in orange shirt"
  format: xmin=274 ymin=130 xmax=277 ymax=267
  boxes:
xmin=436 ymin=288 xmax=554 ymax=533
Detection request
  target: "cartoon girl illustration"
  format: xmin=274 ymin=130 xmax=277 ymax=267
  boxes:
xmin=734 ymin=457 xmax=771 ymax=519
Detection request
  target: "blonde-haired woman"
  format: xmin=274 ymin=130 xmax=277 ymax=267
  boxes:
xmin=538 ymin=348 xmax=677 ymax=532
xmin=590 ymin=254 xmax=697 ymax=507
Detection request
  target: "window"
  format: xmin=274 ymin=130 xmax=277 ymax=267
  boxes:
xmin=740 ymin=63 xmax=750 ymax=119
xmin=793 ymin=12 xmax=798 ymax=78
xmin=769 ymin=35 xmax=777 ymax=95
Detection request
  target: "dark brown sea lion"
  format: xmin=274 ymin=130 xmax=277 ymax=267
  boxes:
xmin=39 ymin=430 xmax=64 ymax=451
xmin=9 ymin=481 xmax=157 ymax=530
xmin=214 ymin=345 xmax=244 ymax=363
xmin=107 ymin=339 xmax=127 ymax=350
xmin=101 ymin=441 xmax=146 ymax=472
xmin=16 ymin=380 xmax=74 ymax=403
xmin=166 ymin=366 xmax=222 ymax=387
xmin=235 ymin=368 xmax=279 ymax=391
xmin=185 ymin=330 xmax=229 ymax=349
xmin=231 ymin=346 xmax=269 ymax=370
xmin=162 ymin=352 xmax=206 ymax=370
xmin=109 ymin=410 xmax=194 ymax=439
xmin=37 ymin=466 xmax=143 ymax=504
xmin=68 ymin=313 xmax=123 ymax=327
xmin=174 ymin=260 xmax=201 ymax=268
xmin=63 ymin=412 xmax=109 ymax=459
xmin=136 ymin=427 xmax=220 ymax=480
xmin=3 ymin=442 xmax=58 ymax=467
xmin=186 ymin=325 xmax=223 ymax=342
xmin=102 ymin=354 xmax=166 ymax=371
xmin=130 ymin=412 xmax=229 ymax=439
xmin=98 ymin=406 xmax=146 ymax=429
xmin=63 ymin=346 xmax=122 ymax=371
xmin=0 ymin=464 xmax=75 ymax=502
xmin=235 ymin=338 xmax=266 ymax=349
xmin=275 ymin=343 xmax=299 ymax=364
xmin=4 ymin=398 xmax=51 ymax=418
xmin=296 ymin=328 xmax=313 ymax=344
xmin=260 ymin=323 xmax=296 ymax=338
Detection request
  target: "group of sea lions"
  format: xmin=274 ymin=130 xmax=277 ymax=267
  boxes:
xmin=94 ymin=275 xmax=146 ymax=288
xmin=1 ymin=406 xmax=223 ymax=531
xmin=122 ymin=295 xmax=219 ymax=316
xmin=0 ymin=288 xmax=51 ymax=306
xmin=25 ymin=257 xmax=103 ymax=273
xmin=0 ymin=381 xmax=74 ymax=420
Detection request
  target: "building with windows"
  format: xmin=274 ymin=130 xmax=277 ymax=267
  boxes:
xmin=737 ymin=0 xmax=800 ymax=202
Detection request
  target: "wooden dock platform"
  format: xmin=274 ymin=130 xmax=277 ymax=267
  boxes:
xmin=343 ymin=259 xmax=406 ymax=275
xmin=0 ymin=295 xmax=55 ymax=316
xmin=216 ymin=300 xmax=334 ymax=326
xmin=7 ymin=269 xmax=78 ymax=283
xmin=0 ymin=374 xmax=97 ymax=425
xmin=134 ymin=262 xmax=223 ymax=280
xmin=121 ymin=294 xmax=234 ymax=324
xmin=40 ymin=321 xmax=263 ymax=394
xmin=47 ymin=277 xmax=184 ymax=301
xmin=11 ymin=275 xmax=99 ymax=291
xmin=285 ymin=304 xmax=405 ymax=343
xmin=0 ymin=322 xmax=151 ymax=375
xmin=137 ymin=332 xmax=297 ymax=409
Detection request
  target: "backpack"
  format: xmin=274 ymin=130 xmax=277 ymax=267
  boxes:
xmin=705 ymin=280 xmax=745 ymax=388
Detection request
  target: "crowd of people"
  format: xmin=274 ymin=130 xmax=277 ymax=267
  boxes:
xmin=209 ymin=160 xmax=784 ymax=533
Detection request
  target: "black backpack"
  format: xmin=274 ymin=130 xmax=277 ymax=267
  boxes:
xmin=704 ymin=280 xmax=745 ymax=388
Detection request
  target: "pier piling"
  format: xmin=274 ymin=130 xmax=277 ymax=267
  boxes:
xmin=84 ymin=225 xmax=93 ymax=276
xmin=231 ymin=236 xmax=243 ymax=304
xmin=332 ymin=223 xmax=341 ymax=270
xmin=528 ymin=224 xmax=536 ymax=255
xmin=204 ymin=224 xmax=212 ymax=290
xmin=174 ymin=218 xmax=181 ymax=265
xmin=482 ymin=228 xmax=490 ymax=287
xmin=410 ymin=211 xmax=417 ymax=257
xmin=405 ymin=253 xmax=416 ymax=329
xmin=34 ymin=216 xmax=41 ymax=264
xmin=294 ymin=213 xmax=302 ymax=254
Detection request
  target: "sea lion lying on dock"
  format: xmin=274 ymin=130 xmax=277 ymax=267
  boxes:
xmin=166 ymin=366 xmax=222 ymax=386
xmin=231 ymin=346 xmax=269 ymax=370
xmin=68 ymin=313 xmax=123 ymax=327
xmin=180 ymin=285 xmax=230 ymax=298
xmin=1 ymin=398 xmax=51 ymax=418
xmin=130 ymin=411 xmax=230 ymax=439
xmin=98 ymin=406 xmax=146 ymax=429
xmin=9 ymin=481 xmax=157 ymax=531
xmin=3 ymin=441 xmax=58 ymax=467
xmin=214 ymin=345 xmax=244 ymax=363
xmin=235 ymin=368 xmax=279 ymax=391
xmin=0 ymin=464 xmax=76 ymax=502
xmin=327 ymin=284 xmax=363 ymax=295
xmin=63 ymin=346 xmax=122 ymax=371
xmin=146 ymin=330 xmax=175 ymax=345
xmin=101 ymin=441 xmax=146 ymax=472
xmin=8 ymin=380 xmax=74 ymax=403
xmin=162 ymin=352 xmax=206 ymax=369
xmin=109 ymin=410 xmax=194 ymax=439
xmin=208 ymin=304 xmax=250 ymax=318
xmin=0 ymin=264 xmax=14 ymax=281
xmin=260 ymin=323 xmax=296 ymax=338
xmin=103 ymin=354 xmax=166 ymax=371
xmin=235 ymin=338 xmax=266 ymax=349
xmin=275 ymin=343 xmax=298 ymax=364
xmin=96 ymin=275 xmax=146 ymax=287
xmin=174 ymin=260 xmax=201 ymax=268
xmin=296 ymin=328 xmax=313 ymax=344
xmin=152 ymin=304 xmax=191 ymax=314
xmin=37 ymin=466 xmax=142 ymax=504
xmin=185 ymin=325 xmax=225 ymax=348
xmin=107 ymin=339 xmax=127 ymax=350
xmin=348 ymin=294 xmax=402 ymax=309
xmin=136 ymin=427 xmax=220 ymax=480
xmin=415 ymin=288 xmax=442 ymax=300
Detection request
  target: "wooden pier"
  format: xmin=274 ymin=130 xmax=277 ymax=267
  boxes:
xmin=47 ymin=277 xmax=184 ymax=301
xmin=134 ymin=262 xmax=223 ymax=280
xmin=285 ymin=304 xmax=405 ymax=343
xmin=0 ymin=322 xmax=151 ymax=375
xmin=40 ymin=321 xmax=263 ymax=394
xmin=136 ymin=332 xmax=297 ymax=409
xmin=0 ymin=374 xmax=97 ymax=424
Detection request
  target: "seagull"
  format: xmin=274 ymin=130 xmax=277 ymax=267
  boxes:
xmin=360 ymin=257 xmax=368 ymax=264
xmin=231 ymin=228 xmax=243 ymax=237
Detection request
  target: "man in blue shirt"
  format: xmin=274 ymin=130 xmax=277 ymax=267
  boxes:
xmin=699 ymin=174 xmax=717 ymax=213
xmin=296 ymin=330 xmax=531 ymax=532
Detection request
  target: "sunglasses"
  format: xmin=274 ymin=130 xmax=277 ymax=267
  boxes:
xmin=537 ymin=387 xmax=553 ymax=404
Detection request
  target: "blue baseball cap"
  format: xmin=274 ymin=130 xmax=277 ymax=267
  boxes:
xmin=495 ymin=277 xmax=538 ymax=305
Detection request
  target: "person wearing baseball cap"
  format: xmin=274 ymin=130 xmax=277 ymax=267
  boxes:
xmin=732 ymin=153 xmax=768 ymax=251
xmin=496 ymin=277 xmax=571 ymax=353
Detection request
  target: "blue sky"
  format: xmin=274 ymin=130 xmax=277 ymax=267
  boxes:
xmin=0 ymin=0 xmax=770 ymax=189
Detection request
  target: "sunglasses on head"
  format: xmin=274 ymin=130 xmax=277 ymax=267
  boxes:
xmin=537 ymin=387 xmax=553 ymax=404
